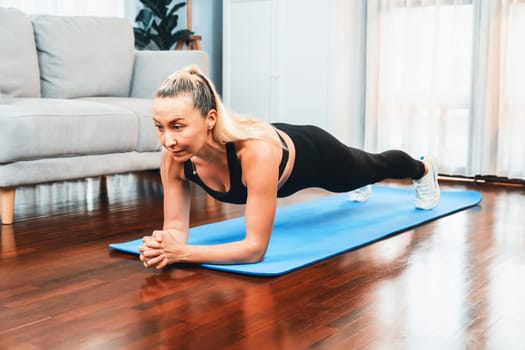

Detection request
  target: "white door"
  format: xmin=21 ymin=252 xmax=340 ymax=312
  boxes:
xmin=223 ymin=0 xmax=274 ymax=121
xmin=223 ymin=0 xmax=336 ymax=130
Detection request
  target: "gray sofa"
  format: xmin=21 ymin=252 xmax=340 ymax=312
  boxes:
xmin=0 ymin=8 xmax=209 ymax=224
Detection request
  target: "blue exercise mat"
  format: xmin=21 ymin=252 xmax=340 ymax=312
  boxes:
xmin=109 ymin=185 xmax=482 ymax=276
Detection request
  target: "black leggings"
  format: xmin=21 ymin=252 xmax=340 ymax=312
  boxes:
xmin=273 ymin=123 xmax=425 ymax=197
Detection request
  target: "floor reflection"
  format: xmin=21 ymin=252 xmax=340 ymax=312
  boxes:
xmin=487 ymin=191 xmax=525 ymax=349
xmin=365 ymin=188 xmax=525 ymax=349
xmin=13 ymin=172 xmax=164 ymax=220
xmin=1 ymin=224 xmax=16 ymax=258
xmin=137 ymin=270 xmax=291 ymax=349
xmin=367 ymin=213 xmax=472 ymax=348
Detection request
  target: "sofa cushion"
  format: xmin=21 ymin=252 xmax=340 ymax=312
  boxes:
xmin=0 ymin=152 xmax=161 ymax=188
xmin=0 ymin=8 xmax=41 ymax=97
xmin=130 ymin=50 xmax=210 ymax=98
xmin=32 ymin=15 xmax=134 ymax=98
xmin=0 ymin=98 xmax=138 ymax=163
xmin=80 ymin=97 xmax=161 ymax=152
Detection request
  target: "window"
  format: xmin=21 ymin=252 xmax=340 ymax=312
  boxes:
xmin=366 ymin=0 xmax=525 ymax=179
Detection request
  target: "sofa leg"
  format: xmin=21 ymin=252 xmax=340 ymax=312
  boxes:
xmin=1 ymin=187 xmax=16 ymax=225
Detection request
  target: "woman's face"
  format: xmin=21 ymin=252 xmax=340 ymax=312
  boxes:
xmin=152 ymin=95 xmax=214 ymax=162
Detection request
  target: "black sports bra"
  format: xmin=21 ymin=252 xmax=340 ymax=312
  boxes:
xmin=184 ymin=130 xmax=289 ymax=204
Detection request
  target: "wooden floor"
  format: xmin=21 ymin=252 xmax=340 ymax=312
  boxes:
xmin=1 ymin=171 xmax=525 ymax=350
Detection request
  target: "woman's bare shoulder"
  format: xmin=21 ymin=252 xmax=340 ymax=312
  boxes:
xmin=237 ymin=137 xmax=281 ymax=170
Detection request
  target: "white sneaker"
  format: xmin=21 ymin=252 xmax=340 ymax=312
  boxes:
xmin=348 ymin=185 xmax=372 ymax=202
xmin=413 ymin=156 xmax=440 ymax=210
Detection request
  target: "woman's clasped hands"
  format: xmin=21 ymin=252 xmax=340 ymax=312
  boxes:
xmin=139 ymin=230 xmax=184 ymax=270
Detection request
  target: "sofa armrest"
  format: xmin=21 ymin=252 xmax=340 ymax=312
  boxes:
xmin=129 ymin=50 xmax=210 ymax=98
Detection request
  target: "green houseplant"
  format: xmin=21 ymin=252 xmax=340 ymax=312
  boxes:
xmin=134 ymin=0 xmax=193 ymax=50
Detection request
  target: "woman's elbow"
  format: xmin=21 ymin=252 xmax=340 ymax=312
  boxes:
xmin=244 ymin=242 xmax=267 ymax=263
xmin=245 ymin=253 xmax=264 ymax=264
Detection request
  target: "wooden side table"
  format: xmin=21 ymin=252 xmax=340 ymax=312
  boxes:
xmin=175 ymin=0 xmax=202 ymax=50
xmin=175 ymin=34 xmax=202 ymax=50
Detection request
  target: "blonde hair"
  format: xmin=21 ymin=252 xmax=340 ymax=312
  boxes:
xmin=156 ymin=65 xmax=269 ymax=144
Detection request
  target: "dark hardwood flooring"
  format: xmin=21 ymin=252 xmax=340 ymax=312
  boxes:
xmin=1 ymin=171 xmax=525 ymax=349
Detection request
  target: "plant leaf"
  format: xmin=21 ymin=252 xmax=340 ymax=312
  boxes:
xmin=134 ymin=28 xmax=151 ymax=49
xmin=140 ymin=0 xmax=166 ymax=19
xmin=168 ymin=2 xmax=186 ymax=18
xmin=150 ymin=18 xmax=161 ymax=33
xmin=161 ymin=30 xmax=176 ymax=50
xmin=134 ymin=8 xmax=145 ymax=23
xmin=164 ymin=14 xmax=179 ymax=33
xmin=135 ymin=8 xmax=155 ymax=30
xmin=135 ymin=0 xmax=189 ymax=50
xmin=150 ymin=33 xmax=166 ymax=50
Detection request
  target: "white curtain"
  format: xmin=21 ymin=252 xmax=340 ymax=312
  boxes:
xmin=365 ymin=0 xmax=525 ymax=180
xmin=472 ymin=0 xmax=525 ymax=179
xmin=0 ymin=0 xmax=127 ymax=17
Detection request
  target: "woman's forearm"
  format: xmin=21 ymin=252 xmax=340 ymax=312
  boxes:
xmin=142 ymin=231 xmax=268 ymax=269
xmin=175 ymin=239 xmax=266 ymax=265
